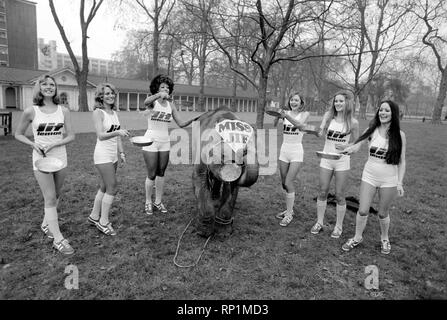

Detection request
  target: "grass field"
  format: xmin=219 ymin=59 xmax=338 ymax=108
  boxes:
xmin=0 ymin=120 xmax=446 ymax=300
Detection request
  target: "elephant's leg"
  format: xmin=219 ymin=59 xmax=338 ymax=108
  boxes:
xmin=215 ymin=182 xmax=239 ymax=237
xmin=193 ymin=166 xmax=217 ymax=237
xmin=211 ymin=176 xmax=222 ymax=201
xmin=229 ymin=184 xmax=239 ymax=210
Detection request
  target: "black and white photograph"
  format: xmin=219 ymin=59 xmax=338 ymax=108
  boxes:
xmin=0 ymin=0 xmax=446 ymax=304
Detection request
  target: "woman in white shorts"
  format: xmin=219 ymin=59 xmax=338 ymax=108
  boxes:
xmin=273 ymin=92 xmax=310 ymax=227
xmin=311 ymin=91 xmax=359 ymax=238
xmin=141 ymin=74 xmax=197 ymax=215
xmin=15 ymin=75 xmax=75 ymax=255
xmin=341 ymin=100 xmax=406 ymax=255
xmin=88 ymin=83 xmax=129 ymax=236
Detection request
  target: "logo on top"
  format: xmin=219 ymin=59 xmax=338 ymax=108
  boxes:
xmin=36 ymin=123 xmax=64 ymax=136
xmin=151 ymin=111 xmax=172 ymax=122
xmin=370 ymin=146 xmax=387 ymax=159
xmin=215 ymin=119 xmax=254 ymax=152
xmin=106 ymin=124 xmax=121 ymax=133
xmin=327 ymin=130 xmax=349 ymax=142
xmin=283 ymin=123 xmax=301 ymax=135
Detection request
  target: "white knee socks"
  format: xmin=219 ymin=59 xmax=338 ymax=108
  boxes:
xmin=317 ymin=199 xmax=327 ymax=225
xmin=45 ymin=207 xmax=63 ymax=243
xmin=145 ymin=177 xmax=155 ymax=204
xmin=286 ymin=192 xmax=295 ymax=215
xmin=99 ymin=193 xmax=114 ymax=226
xmin=90 ymin=190 xmax=105 ymax=220
xmin=354 ymin=212 xmax=368 ymax=241
xmin=42 ymin=197 xmax=60 ymax=227
xmin=379 ymin=216 xmax=390 ymax=241
xmin=155 ymin=176 xmax=165 ymax=204
xmin=335 ymin=204 xmax=347 ymax=231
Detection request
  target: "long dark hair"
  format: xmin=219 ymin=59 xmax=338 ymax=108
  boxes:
xmin=355 ymin=100 xmax=402 ymax=165
xmin=32 ymin=75 xmax=60 ymax=106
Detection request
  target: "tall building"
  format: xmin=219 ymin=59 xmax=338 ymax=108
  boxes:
xmin=0 ymin=0 xmax=38 ymax=69
xmin=38 ymin=38 xmax=125 ymax=77
xmin=38 ymin=38 xmax=57 ymax=70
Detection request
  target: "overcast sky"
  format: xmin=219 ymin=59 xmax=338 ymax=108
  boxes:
xmin=35 ymin=0 xmax=126 ymax=60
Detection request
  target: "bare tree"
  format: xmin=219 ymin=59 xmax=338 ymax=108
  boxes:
xmin=362 ymin=1 xmax=415 ymax=118
xmin=118 ymin=0 xmax=175 ymax=79
xmin=49 ymin=0 xmax=104 ymax=112
xmin=307 ymin=0 xmax=345 ymax=114
xmin=165 ymin=4 xmax=203 ymax=85
xmin=112 ymin=30 xmax=155 ymax=80
xmin=210 ymin=0 xmax=336 ymax=128
xmin=413 ymin=0 xmax=447 ymax=123
xmin=180 ymin=0 xmax=217 ymax=111
xmin=329 ymin=0 xmax=416 ymax=119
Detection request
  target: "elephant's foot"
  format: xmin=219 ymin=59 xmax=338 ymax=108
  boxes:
xmin=214 ymin=223 xmax=233 ymax=239
xmin=214 ymin=215 xmax=234 ymax=238
xmin=195 ymin=217 xmax=214 ymax=238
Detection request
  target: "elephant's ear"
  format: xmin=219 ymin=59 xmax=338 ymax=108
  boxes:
xmin=237 ymin=131 xmax=259 ymax=187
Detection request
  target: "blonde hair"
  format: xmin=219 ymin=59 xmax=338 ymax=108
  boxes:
xmin=323 ymin=90 xmax=355 ymax=134
xmin=32 ymin=75 xmax=60 ymax=106
xmin=94 ymin=83 xmax=118 ymax=110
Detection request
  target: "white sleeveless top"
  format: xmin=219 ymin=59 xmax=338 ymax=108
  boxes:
xmin=364 ymin=129 xmax=398 ymax=180
xmin=367 ymin=129 xmax=390 ymax=164
xmin=144 ymin=100 xmax=172 ymax=143
xmin=323 ymin=119 xmax=351 ymax=155
xmin=282 ymin=111 xmax=305 ymax=145
xmin=31 ymin=105 xmax=67 ymax=170
xmin=93 ymin=109 xmax=121 ymax=164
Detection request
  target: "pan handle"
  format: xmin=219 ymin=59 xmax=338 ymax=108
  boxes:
xmin=191 ymin=114 xmax=202 ymax=122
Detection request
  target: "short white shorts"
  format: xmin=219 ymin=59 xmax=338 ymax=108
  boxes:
xmin=320 ymin=156 xmax=350 ymax=171
xmin=279 ymin=143 xmax=303 ymax=163
xmin=94 ymin=151 xmax=118 ymax=165
xmin=361 ymin=161 xmax=398 ymax=188
xmin=142 ymin=140 xmax=170 ymax=152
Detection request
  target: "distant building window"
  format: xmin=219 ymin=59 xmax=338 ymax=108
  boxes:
xmin=0 ymin=46 xmax=7 ymax=54
xmin=0 ymin=30 xmax=5 ymax=38
xmin=0 ymin=14 xmax=5 ymax=23
xmin=0 ymin=61 xmax=7 ymax=66
xmin=0 ymin=0 xmax=4 ymax=9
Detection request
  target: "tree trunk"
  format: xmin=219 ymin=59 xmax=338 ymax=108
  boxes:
xmin=198 ymin=52 xmax=206 ymax=112
xmin=231 ymin=45 xmax=239 ymax=112
xmin=152 ymin=15 xmax=160 ymax=78
xmin=359 ymin=99 xmax=367 ymax=120
xmin=354 ymin=93 xmax=361 ymax=118
xmin=432 ymin=68 xmax=447 ymax=124
xmin=365 ymin=93 xmax=375 ymax=119
xmin=77 ymin=71 xmax=89 ymax=112
xmin=186 ymin=54 xmax=194 ymax=85
xmin=167 ymin=40 xmax=173 ymax=79
xmin=256 ymin=74 xmax=268 ymax=129
xmin=231 ymin=72 xmax=237 ymax=112
xmin=280 ymin=61 xmax=290 ymax=108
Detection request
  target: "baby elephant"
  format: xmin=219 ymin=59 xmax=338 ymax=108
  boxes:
xmin=192 ymin=107 xmax=259 ymax=237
